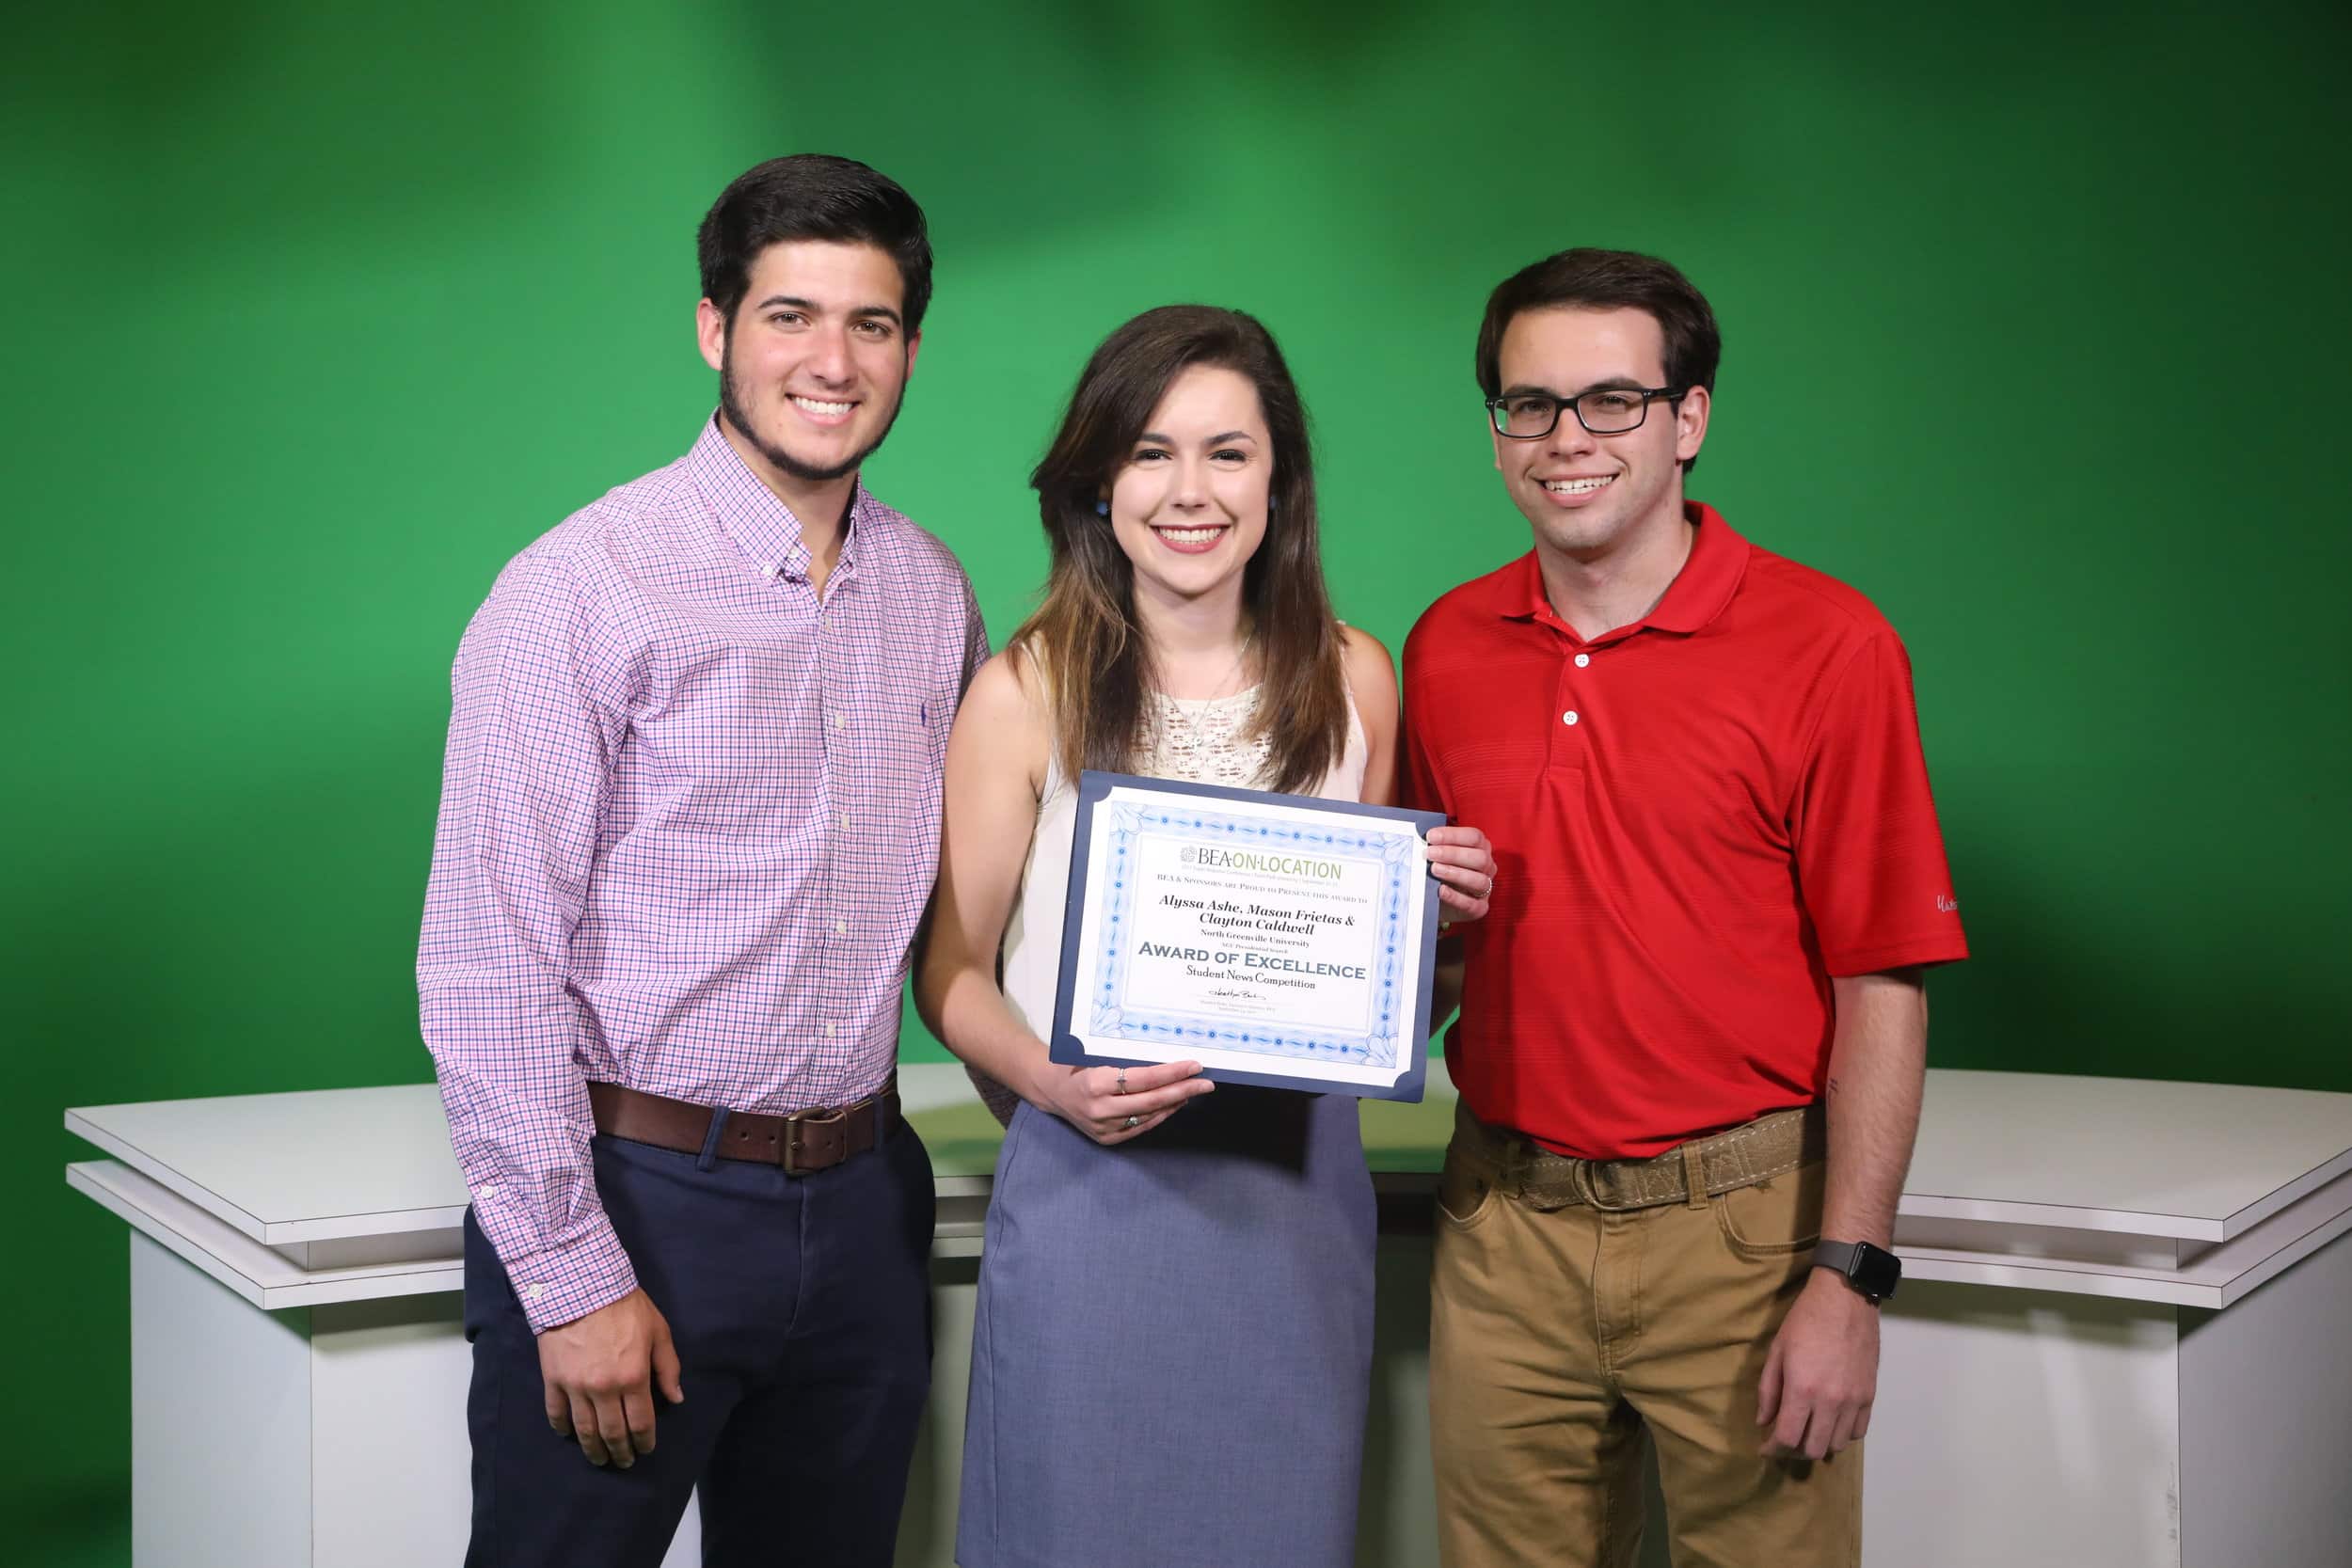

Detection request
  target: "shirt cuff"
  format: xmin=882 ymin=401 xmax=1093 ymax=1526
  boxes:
xmin=1821 ymin=933 xmax=1971 ymax=977
xmin=495 ymin=1220 xmax=641 ymax=1334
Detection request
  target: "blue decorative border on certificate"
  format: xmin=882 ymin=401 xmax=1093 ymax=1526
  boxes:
xmin=1084 ymin=801 xmax=1415 ymax=1067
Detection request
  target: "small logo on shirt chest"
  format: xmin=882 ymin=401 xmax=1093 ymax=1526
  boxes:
xmin=1936 ymin=895 xmax=1961 ymax=913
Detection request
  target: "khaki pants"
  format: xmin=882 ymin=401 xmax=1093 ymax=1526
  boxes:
xmin=1429 ymin=1115 xmax=1860 ymax=1568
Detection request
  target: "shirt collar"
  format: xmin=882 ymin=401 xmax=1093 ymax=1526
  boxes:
xmin=1496 ymin=500 xmax=1748 ymax=642
xmin=686 ymin=412 xmax=866 ymax=581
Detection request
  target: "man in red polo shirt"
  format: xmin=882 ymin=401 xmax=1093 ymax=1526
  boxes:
xmin=1404 ymin=248 xmax=1968 ymax=1568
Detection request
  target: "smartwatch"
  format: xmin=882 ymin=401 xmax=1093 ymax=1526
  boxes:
xmin=1811 ymin=1240 xmax=1901 ymax=1303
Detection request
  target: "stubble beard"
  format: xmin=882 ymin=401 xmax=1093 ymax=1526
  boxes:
xmin=718 ymin=333 xmax=906 ymax=485
xmin=1526 ymin=467 xmax=1677 ymax=565
xmin=1528 ymin=488 xmax=1626 ymax=562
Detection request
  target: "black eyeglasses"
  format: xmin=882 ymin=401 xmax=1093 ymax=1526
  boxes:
xmin=1486 ymin=386 xmax=1689 ymax=439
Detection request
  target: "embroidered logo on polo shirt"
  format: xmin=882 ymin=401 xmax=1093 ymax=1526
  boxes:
xmin=1936 ymin=895 xmax=1960 ymax=913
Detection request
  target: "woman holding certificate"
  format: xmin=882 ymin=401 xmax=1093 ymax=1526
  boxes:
xmin=916 ymin=305 xmax=1495 ymax=1568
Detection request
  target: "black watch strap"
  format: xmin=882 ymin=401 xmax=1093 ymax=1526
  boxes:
xmin=1812 ymin=1239 xmax=1901 ymax=1301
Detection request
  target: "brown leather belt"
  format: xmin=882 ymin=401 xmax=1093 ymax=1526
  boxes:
xmin=586 ymin=1076 xmax=898 ymax=1175
xmin=1453 ymin=1100 xmax=1825 ymax=1212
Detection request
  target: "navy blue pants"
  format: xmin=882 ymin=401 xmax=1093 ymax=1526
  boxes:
xmin=463 ymin=1118 xmax=935 ymax=1567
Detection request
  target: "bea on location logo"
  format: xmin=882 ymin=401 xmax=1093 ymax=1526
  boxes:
xmin=1181 ymin=846 xmax=1199 ymax=864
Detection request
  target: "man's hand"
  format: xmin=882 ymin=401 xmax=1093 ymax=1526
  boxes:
xmin=1756 ymin=1269 xmax=1879 ymax=1460
xmin=538 ymin=1288 xmax=685 ymax=1468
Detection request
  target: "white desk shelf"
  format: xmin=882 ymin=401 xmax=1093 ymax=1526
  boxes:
xmin=67 ymin=1063 xmax=2352 ymax=1568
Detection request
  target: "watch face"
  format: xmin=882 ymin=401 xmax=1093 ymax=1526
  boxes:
xmin=1852 ymin=1243 xmax=1901 ymax=1300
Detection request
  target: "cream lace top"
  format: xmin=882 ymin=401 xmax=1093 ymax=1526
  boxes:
xmin=1140 ymin=687 xmax=1280 ymax=789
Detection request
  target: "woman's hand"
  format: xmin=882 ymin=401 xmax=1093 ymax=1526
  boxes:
xmin=1427 ymin=824 xmax=1498 ymax=925
xmin=1029 ymin=1059 xmax=1215 ymax=1145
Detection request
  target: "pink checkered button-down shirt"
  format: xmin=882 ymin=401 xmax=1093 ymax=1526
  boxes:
xmin=419 ymin=416 xmax=987 ymax=1331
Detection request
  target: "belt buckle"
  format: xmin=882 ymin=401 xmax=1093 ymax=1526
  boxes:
xmin=1579 ymin=1159 xmax=1643 ymax=1212
xmin=783 ymin=1105 xmax=848 ymax=1175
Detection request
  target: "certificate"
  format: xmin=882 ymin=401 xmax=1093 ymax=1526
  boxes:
xmin=1048 ymin=770 xmax=1443 ymax=1101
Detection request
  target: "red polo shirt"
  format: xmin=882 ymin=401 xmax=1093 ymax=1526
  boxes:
xmin=1402 ymin=503 xmax=1967 ymax=1160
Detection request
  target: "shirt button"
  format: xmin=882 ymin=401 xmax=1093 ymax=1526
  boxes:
xmin=1563 ymin=711 xmax=1581 ymax=726
xmin=475 ymin=1183 xmax=500 ymax=1202
xmin=835 ymin=920 xmax=850 ymax=937
xmin=837 ymin=813 xmax=851 ymax=832
xmin=1574 ymin=653 xmax=1591 ymax=668
xmin=826 ymin=1022 xmax=839 ymax=1038
xmin=525 ymin=1284 xmax=546 ymax=1303
xmin=831 ymin=712 xmax=845 ymax=730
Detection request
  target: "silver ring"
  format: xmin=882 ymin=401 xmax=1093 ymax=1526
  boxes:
xmin=1115 ymin=1069 xmax=1128 ymax=1095
xmin=1123 ymin=1114 xmax=1141 ymax=1130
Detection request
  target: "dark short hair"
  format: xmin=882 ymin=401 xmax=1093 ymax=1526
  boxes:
xmin=1475 ymin=247 xmax=1721 ymax=470
xmin=697 ymin=154 xmax=933 ymax=333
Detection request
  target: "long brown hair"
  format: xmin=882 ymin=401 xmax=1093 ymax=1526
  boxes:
xmin=1015 ymin=305 xmax=1349 ymax=795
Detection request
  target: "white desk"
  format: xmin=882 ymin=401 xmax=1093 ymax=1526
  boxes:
xmin=67 ymin=1066 xmax=2352 ymax=1568
xmin=1867 ymin=1071 xmax=2352 ymax=1568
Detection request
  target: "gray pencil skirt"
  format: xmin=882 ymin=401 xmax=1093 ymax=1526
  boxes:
xmin=955 ymin=1086 xmax=1376 ymax=1568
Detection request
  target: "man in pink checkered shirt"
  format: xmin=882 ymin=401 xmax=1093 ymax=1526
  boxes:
xmin=419 ymin=154 xmax=985 ymax=1568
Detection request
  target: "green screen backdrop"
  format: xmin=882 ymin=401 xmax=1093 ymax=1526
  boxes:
xmin=7 ymin=1 xmax=2348 ymax=1558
